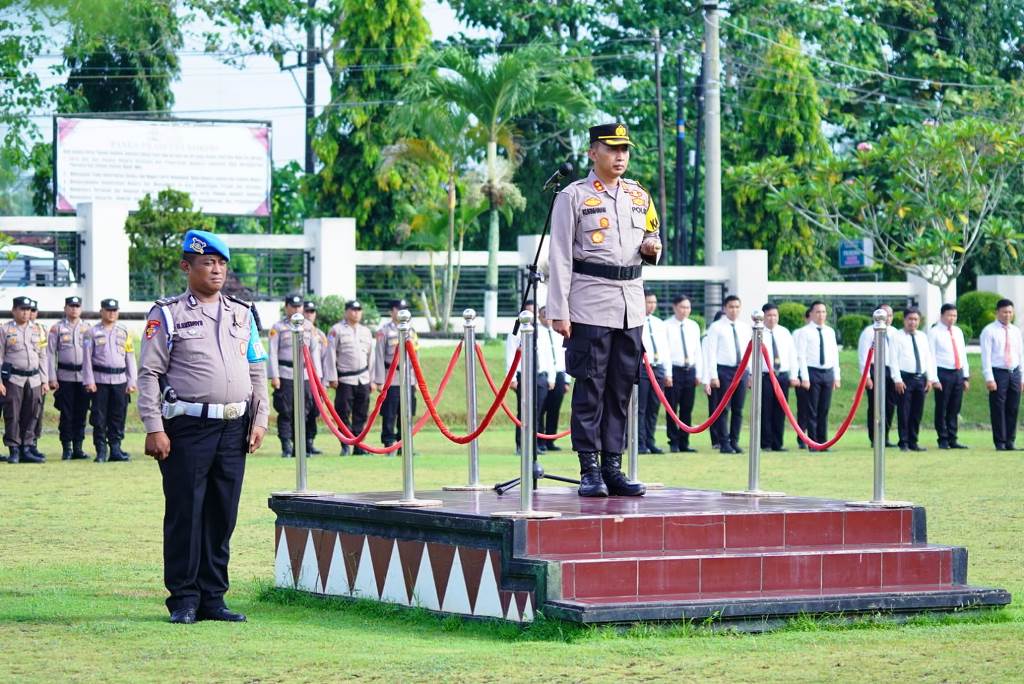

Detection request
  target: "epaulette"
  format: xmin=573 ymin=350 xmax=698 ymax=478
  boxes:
xmin=154 ymin=295 xmax=181 ymax=307
xmin=224 ymin=293 xmax=262 ymax=330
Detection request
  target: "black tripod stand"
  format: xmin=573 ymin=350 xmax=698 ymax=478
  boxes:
xmin=495 ymin=171 xmax=579 ymax=495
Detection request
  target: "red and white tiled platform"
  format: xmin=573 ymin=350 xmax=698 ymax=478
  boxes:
xmin=269 ymin=487 xmax=1010 ymax=624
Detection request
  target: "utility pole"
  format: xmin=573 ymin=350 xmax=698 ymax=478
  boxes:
xmin=674 ymin=53 xmax=688 ymax=266
xmin=702 ymin=2 xmax=722 ymax=318
xmin=690 ymin=53 xmax=705 ymax=267
xmin=653 ymin=27 xmax=668 ymax=260
xmin=304 ymin=0 xmax=317 ymax=175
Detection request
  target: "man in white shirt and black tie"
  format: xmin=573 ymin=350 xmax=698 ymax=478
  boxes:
xmin=760 ymin=303 xmax=799 ymax=451
xmin=892 ymin=307 xmax=937 ymax=452
xmin=929 ymin=303 xmax=970 ymax=450
xmin=704 ymin=295 xmax=751 ymax=454
xmin=538 ymin=306 xmax=569 ymax=452
xmin=796 ymin=301 xmax=841 ymax=450
xmin=792 ymin=307 xmax=811 ymax=449
xmin=979 ymin=298 xmax=1023 ymax=451
xmin=858 ymin=304 xmax=898 ymax=448
xmin=506 ymin=302 xmax=556 ymax=454
xmin=637 ymin=291 xmax=670 ymax=454
xmin=663 ymin=293 xmax=702 ymax=453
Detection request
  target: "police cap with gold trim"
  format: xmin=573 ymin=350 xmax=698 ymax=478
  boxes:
xmin=589 ymin=122 xmax=634 ymax=147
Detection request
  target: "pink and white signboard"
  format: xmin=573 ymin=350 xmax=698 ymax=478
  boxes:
xmin=54 ymin=116 xmax=272 ymax=216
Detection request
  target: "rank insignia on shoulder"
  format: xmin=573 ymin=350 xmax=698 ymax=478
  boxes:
xmin=593 ymin=180 xmax=605 ymax=192
xmin=583 ymin=197 xmax=602 ymax=207
xmin=144 ymin=320 xmax=161 ymax=340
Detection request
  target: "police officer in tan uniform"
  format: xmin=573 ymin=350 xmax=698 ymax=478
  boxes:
xmin=268 ymin=294 xmax=321 ymax=457
xmin=1 ymin=296 xmax=49 ymax=463
xmin=374 ymin=298 xmax=418 ymax=448
xmin=83 ymin=299 xmax=138 ymax=463
xmin=24 ymin=298 xmax=49 ymax=461
xmin=302 ymin=300 xmax=327 ymax=455
xmin=325 ymin=299 xmax=375 ymax=455
xmin=138 ymin=229 xmax=269 ymax=624
xmin=49 ymin=295 xmax=91 ymax=460
xmin=547 ymin=123 xmax=661 ymax=497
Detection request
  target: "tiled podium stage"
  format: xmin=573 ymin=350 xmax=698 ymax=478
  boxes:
xmin=269 ymin=487 xmax=1010 ymax=625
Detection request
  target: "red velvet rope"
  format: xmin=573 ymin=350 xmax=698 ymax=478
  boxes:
xmin=318 ymin=343 xmax=401 ymax=444
xmin=764 ymin=344 xmax=874 ymax=450
xmin=408 ymin=340 xmax=522 ymax=444
xmin=473 ymin=342 xmax=572 ymax=440
xmin=642 ymin=341 xmax=754 ymax=434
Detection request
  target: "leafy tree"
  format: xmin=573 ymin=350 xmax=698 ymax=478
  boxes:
xmin=270 ymin=161 xmax=309 ymax=235
xmin=125 ymin=189 xmax=214 ymax=297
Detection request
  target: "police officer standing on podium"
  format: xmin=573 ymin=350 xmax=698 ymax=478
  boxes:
xmin=83 ymin=299 xmax=137 ymax=463
xmin=547 ymin=122 xmax=660 ymax=497
xmin=1 ymin=296 xmax=49 ymax=463
xmin=325 ymin=300 xmax=375 ymax=455
xmin=374 ymin=298 xmax=418 ymax=449
xmin=49 ymin=295 xmax=91 ymax=460
xmin=139 ymin=229 xmax=269 ymax=624
xmin=268 ymin=294 xmax=320 ymax=458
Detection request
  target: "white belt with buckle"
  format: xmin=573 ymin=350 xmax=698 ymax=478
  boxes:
xmin=162 ymin=400 xmax=247 ymax=420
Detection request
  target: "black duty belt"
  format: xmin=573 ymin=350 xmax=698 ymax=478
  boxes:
xmin=339 ymin=366 xmax=369 ymax=377
xmin=279 ymin=359 xmax=293 ymax=367
xmin=9 ymin=367 xmax=39 ymax=377
xmin=58 ymin=362 xmax=83 ymax=372
xmin=572 ymin=259 xmax=642 ymax=281
xmin=94 ymin=365 xmax=126 ymax=374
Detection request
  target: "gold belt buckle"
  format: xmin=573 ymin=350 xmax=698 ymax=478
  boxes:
xmin=223 ymin=404 xmax=242 ymax=420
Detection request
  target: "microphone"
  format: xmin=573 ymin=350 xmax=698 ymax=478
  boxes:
xmin=542 ymin=161 xmax=574 ymax=191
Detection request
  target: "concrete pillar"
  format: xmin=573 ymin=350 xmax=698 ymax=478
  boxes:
xmin=719 ymin=249 xmax=768 ymax=318
xmin=305 ymin=218 xmax=356 ymax=298
xmin=78 ymin=202 xmax=131 ymax=310
xmin=907 ymin=272 xmax=949 ymax=325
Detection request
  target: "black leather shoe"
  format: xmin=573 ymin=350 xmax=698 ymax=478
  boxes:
xmin=885 ymin=441 xmax=897 ymax=448
xmin=536 ymin=444 xmax=547 ymax=454
xmin=306 ymin=440 xmax=322 ymax=455
xmin=950 ymin=442 xmax=969 ymax=449
xmin=773 ymin=447 xmax=789 ymax=452
xmin=600 ymin=452 xmax=645 ymax=497
xmin=577 ymin=452 xmax=609 ymax=497
xmin=197 ymin=606 xmax=246 ymax=622
xmin=71 ymin=441 xmax=89 ymax=460
xmin=899 ymin=445 xmax=910 ymax=452
xmin=94 ymin=443 xmax=109 ymax=463
xmin=648 ymin=445 xmax=664 ymax=454
xmin=636 ymin=448 xmax=650 ymax=454
xmin=109 ymin=443 xmax=130 ymax=462
xmin=938 ymin=442 xmax=950 ymax=450
xmin=20 ymin=447 xmax=44 ymax=464
xmin=62 ymin=442 xmax=73 ymax=461
xmin=7 ymin=446 xmax=19 ymax=464
xmin=682 ymin=447 xmax=698 ymax=453
xmin=281 ymin=439 xmax=293 ymax=458
xmin=545 ymin=444 xmax=562 ymax=452
xmin=169 ymin=608 xmax=197 ymax=624
xmin=910 ymin=445 xmax=928 ymax=452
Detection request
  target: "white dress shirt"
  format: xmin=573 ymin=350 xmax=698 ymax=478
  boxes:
xmin=979 ymin=321 xmax=1023 ymax=382
xmin=891 ymin=329 xmax=938 ymax=383
xmin=505 ymin=329 xmax=556 ymax=379
xmin=857 ymin=324 xmax=899 ymax=373
xmin=762 ymin=325 xmax=799 ymax=375
xmin=536 ymin=323 xmax=565 ymax=381
xmin=703 ymin=317 xmax=752 ymax=381
xmin=665 ymin=315 xmax=703 ymax=379
xmin=928 ymin=323 xmax=970 ymax=377
xmin=797 ymin=323 xmax=841 ymax=382
xmin=642 ymin=314 xmax=673 ymax=377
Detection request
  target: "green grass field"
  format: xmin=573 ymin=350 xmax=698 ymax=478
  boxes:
xmin=1 ymin=346 xmax=1022 ymax=682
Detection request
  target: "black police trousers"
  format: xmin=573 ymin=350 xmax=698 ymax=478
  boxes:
xmin=564 ymin=323 xmax=642 ymax=455
xmin=514 ymin=372 xmax=549 ymax=450
xmin=761 ymin=371 xmax=790 ymax=450
xmin=159 ymin=415 xmax=247 ymax=614
xmin=989 ymin=367 xmax=1022 ymax=448
xmin=934 ymin=367 xmax=966 ymax=446
xmin=335 ymin=382 xmax=370 ymax=441
xmin=867 ymin=376 xmax=898 ymax=446
xmin=381 ymin=384 xmax=416 ymax=445
xmin=540 ymin=371 xmax=568 ymax=447
xmin=664 ymin=365 xmax=697 ymax=450
xmin=897 ymin=372 xmax=928 ymax=448
xmin=90 ymin=382 xmax=128 ymax=445
xmin=273 ymin=379 xmax=315 ymax=442
xmin=55 ymin=380 xmax=91 ymax=443
xmin=805 ymin=367 xmax=835 ymax=444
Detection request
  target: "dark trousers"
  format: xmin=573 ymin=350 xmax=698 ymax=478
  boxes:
xmin=540 ymin=371 xmax=567 ymax=447
xmin=761 ymin=371 xmax=789 ymax=449
xmin=159 ymin=415 xmax=246 ymax=614
xmin=806 ymin=367 xmax=835 ymax=444
xmin=665 ymin=366 xmax=697 ymax=450
xmin=867 ymin=375 xmax=898 ymax=445
xmin=335 ymin=382 xmax=370 ymax=448
xmin=90 ymin=382 xmax=128 ymax=445
xmin=565 ymin=323 xmax=642 ymax=455
xmin=55 ymin=380 xmax=90 ymax=443
xmin=637 ymin=366 xmax=665 ymax=450
xmin=934 ymin=367 xmax=966 ymax=446
xmin=273 ymin=379 xmax=314 ymax=443
xmin=989 ymin=367 xmax=1022 ymax=448
xmin=897 ymin=372 xmax=928 ymax=448
xmin=795 ymin=384 xmax=810 ymax=443
xmin=710 ymin=364 xmax=747 ymax=449
xmin=514 ymin=372 xmax=550 ymax=450
xmin=306 ymin=391 xmax=320 ymax=442
xmin=3 ymin=381 xmax=42 ymax=447
xmin=381 ymin=384 xmax=416 ymax=445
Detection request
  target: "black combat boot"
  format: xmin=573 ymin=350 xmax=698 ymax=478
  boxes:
xmin=281 ymin=439 xmax=294 ymax=458
xmin=19 ymin=445 xmax=44 ymax=464
xmin=62 ymin=442 xmax=73 ymax=460
xmin=7 ymin=446 xmax=20 ymax=464
xmin=71 ymin=440 xmax=88 ymax=460
xmin=306 ymin=438 xmax=322 ymax=455
xmin=94 ymin=442 xmax=109 ymax=463
xmin=577 ymin=451 xmax=609 ymax=497
xmin=108 ymin=442 xmax=130 ymax=462
xmin=340 ymin=444 xmax=351 ymax=456
xmin=600 ymin=452 xmax=646 ymax=497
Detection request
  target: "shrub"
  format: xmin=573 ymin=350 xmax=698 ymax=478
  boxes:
xmin=957 ymin=291 xmax=1001 ymax=339
xmin=837 ymin=314 xmax=871 ymax=347
xmin=958 ymin=320 xmax=974 ymax=342
xmin=777 ymin=301 xmax=806 ymax=332
xmin=690 ymin=313 xmax=706 ymax=334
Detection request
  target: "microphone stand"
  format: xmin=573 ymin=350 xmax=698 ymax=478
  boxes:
xmin=495 ymin=178 xmax=579 ymax=494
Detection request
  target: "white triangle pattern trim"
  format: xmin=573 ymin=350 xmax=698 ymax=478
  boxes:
xmin=506 ymin=595 xmax=520 ymax=622
xmin=351 ymin=536 xmax=378 ymax=599
xmin=296 ymin=530 xmax=320 ymax=593
xmin=380 ymin=540 xmax=409 ymax=606
xmin=274 ymin=529 xmax=292 ymax=589
xmin=323 ymin=534 xmax=349 ymax=596
xmin=411 ymin=547 xmax=439 ymax=611
xmin=521 ymin=594 xmax=534 ymax=623
xmin=474 ymin=551 xmax=504 ymax=618
xmin=441 ymin=548 xmax=472 ymax=616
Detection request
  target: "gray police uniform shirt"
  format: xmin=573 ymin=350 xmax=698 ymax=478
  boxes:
xmin=547 ymin=169 xmax=660 ymax=329
xmin=137 ymin=289 xmax=271 ymax=434
xmin=48 ymin=318 xmax=87 ymax=383
xmin=373 ymin=319 xmax=419 ymax=387
xmin=313 ymin=327 xmax=328 ymax=380
xmin=1 ymin=321 xmax=48 ymax=387
xmin=82 ymin=322 xmax=138 ymax=388
xmin=267 ymin=318 xmax=322 ymax=381
xmin=325 ymin=321 xmax=374 ymax=386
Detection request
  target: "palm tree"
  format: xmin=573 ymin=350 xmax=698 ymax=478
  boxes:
xmin=400 ymin=44 xmax=589 ymax=338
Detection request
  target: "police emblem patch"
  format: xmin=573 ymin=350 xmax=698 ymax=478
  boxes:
xmin=599 ymin=217 xmax=610 ymax=228
xmin=615 ymin=125 xmax=626 ymax=137
xmin=144 ymin=320 xmax=161 ymax=339
xmin=583 ymin=197 xmax=601 ymax=207
xmin=592 ymin=231 xmax=605 ymax=244
xmin=190 ymin=237 xmax=207 ymax=254
xmin=593 ymin=180 xmax=605 ymax=192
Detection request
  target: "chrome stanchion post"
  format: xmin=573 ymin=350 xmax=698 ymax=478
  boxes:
xmin=725 ymin=310 xmax=783 ymax=497
xmin=444 ymin=309 xmax=488 ymax=491
xmin=376 ymin=310 xmax=441 ymax=508
xmin=627 ymin=385 xmax=639 ymax=481
xmin=492 ymin=311 xmax=560 ymax=519
xmin=851 ymin=309 xmax=911 ymax=508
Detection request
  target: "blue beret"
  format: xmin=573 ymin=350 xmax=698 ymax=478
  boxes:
xmin=183 ymin=229 xmax=230 ymax=261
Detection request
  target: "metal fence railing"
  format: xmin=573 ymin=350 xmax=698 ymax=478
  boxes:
xmin=356 ymin=265 xmax=521 ymax=317
xmin=0 ymin=231 xmax=82 ymax=287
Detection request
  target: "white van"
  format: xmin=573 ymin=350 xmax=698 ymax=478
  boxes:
xmin=0 ymin=245 xmax=78 ymax=286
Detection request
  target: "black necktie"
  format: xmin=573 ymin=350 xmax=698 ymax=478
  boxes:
xmin=646 ymin=319 xmax=659 ymax=361
xmin=679 ymin=322 xmax=689 ymax=365
xmin=817 ymin=327 xmax=825 ymax=366
xmin=771 ymin=330 xmax=779 ymax=369
xmin=911 ymin=332 xmax=921 ymax=374
xmin=548 ymin=327 xmax=557 ymax=367
xmin=731 ymin=323 xmax=740 ymax=365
